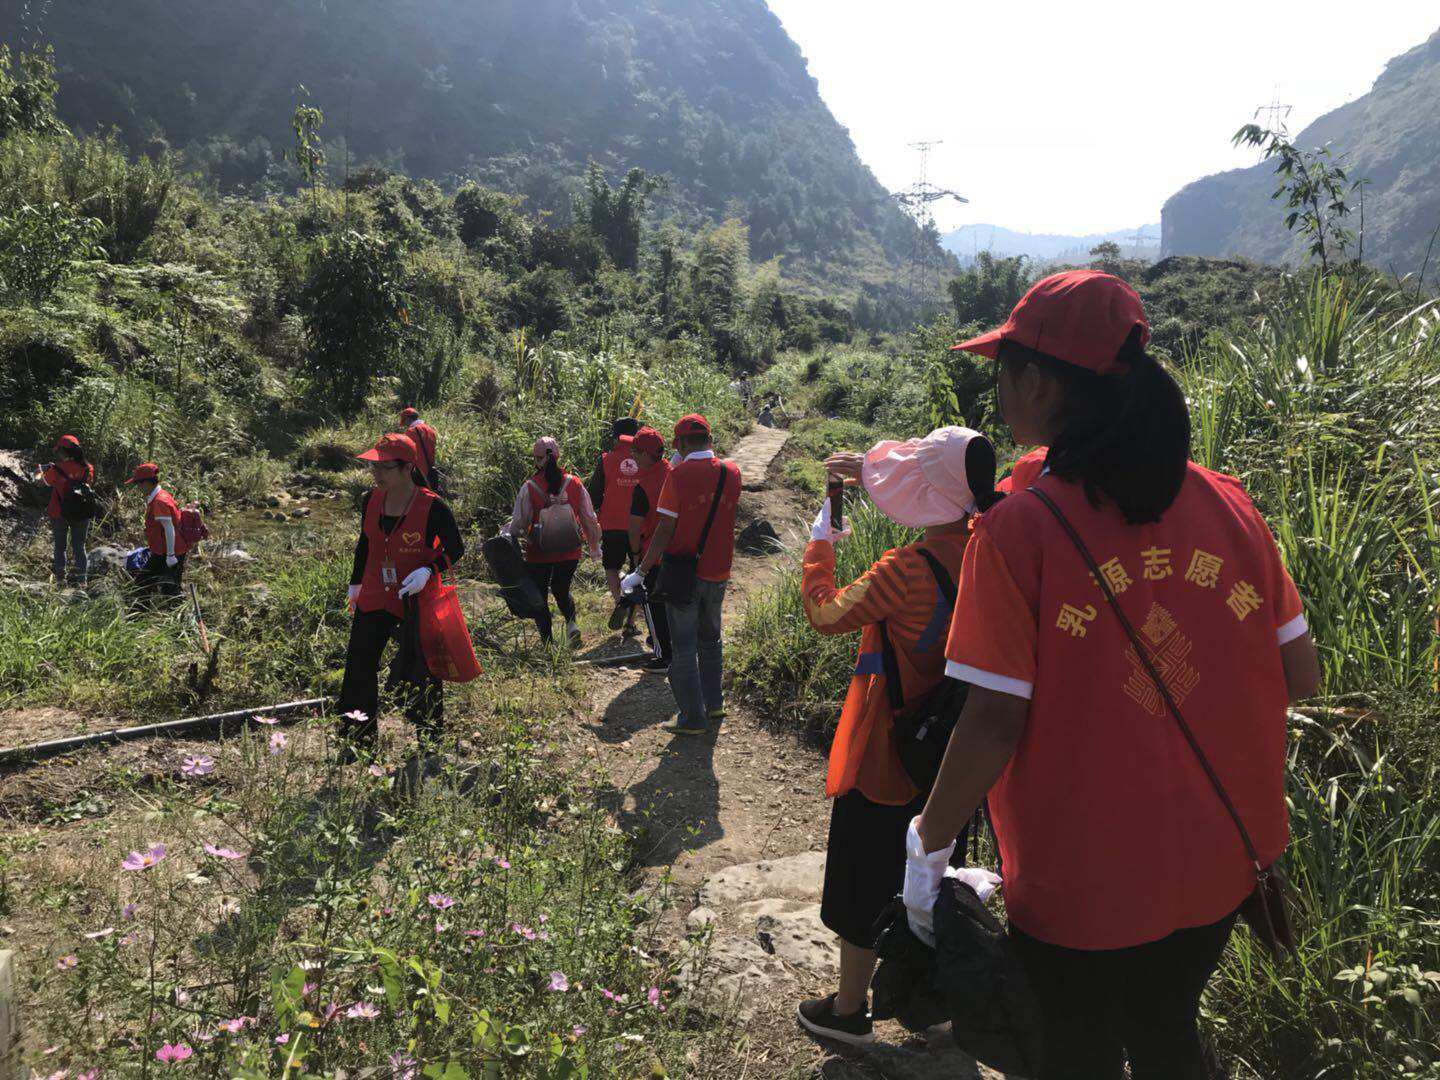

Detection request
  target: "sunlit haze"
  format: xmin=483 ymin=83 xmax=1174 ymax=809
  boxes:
xmin=765 ymin=1 xmax=1438 ymax=236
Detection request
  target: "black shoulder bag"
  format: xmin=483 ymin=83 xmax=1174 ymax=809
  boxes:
xmin=59 ymin=470 xmax=98 ymax=522
xmin=1027 ymin=485 xmax=1295 ymax=957
xmin=878 ymin=548 xmax=970 ymax=794
xmin=653 ymin=465 xmax=729 ymax=606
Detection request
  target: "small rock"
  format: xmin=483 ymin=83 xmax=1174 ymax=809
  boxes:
xmin=686 ymin=907 xmax=718 ymax=931
xmin=212 ymin=546 xmax=255 ymax=564
xmin=273 ymin=512 xmax=289 ymax=523
xmin=265 ymin=495 xmax=282 ymax=508
xmin=87 ymin=545 xmax=129 ymax=576
xmin=697 ymin=851 xmax=826 ymax=909
xmin=292 ymin=506 xmax=312 ymax=518
xmin=261 ymin=510 xmax=275 ymax=521
xmin=737 ymin=519 xmax=781 ymax=555
xmin=747 ymin=899 xmax=837 ymax=976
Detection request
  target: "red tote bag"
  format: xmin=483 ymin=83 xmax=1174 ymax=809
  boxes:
xmin=417 ymin=582 xmax=482 ymax=683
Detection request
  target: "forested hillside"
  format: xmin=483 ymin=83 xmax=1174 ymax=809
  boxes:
xmin=1163 ymin=25 xmax=1440 ymax=272
xmin=4 ymin=0 xmax=954 ymax=300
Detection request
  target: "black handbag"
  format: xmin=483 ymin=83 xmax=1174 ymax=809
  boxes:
xmin=653 ymin=465 xmax=729 ymax=606
xmin=878 ymin=548 xmax=969 ymax=793
xmin=58 ymin=473 xmax=98 ymax=522
xmin=1027 ymin=485 xmax=1296 ymax=958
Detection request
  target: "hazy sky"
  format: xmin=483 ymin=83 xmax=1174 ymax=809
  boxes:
xmin=765 ymin=2 xmax=1438 ymax=236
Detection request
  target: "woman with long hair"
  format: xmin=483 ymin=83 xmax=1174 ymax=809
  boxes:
xmin=502 ymin=436 xmax=601 ymax=645
xmin=906 ymin=271 xmax=1321 ymax=1079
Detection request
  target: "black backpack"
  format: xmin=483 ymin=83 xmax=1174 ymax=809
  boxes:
xmin=878 ymin=548 xmax=968 ymax=794
xmin=59 ymin=474 xmax=98 ymax=522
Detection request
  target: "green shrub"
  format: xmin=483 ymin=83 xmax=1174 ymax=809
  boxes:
xmin=0 ymin=200 xmax=103 ymax=301
xmin=301 ymin=230 xmax=405 ymax=412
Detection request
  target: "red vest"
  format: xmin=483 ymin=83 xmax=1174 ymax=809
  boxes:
xmin=633 ymin=459 xmax=671 ymax=550
xmin=45 ymin=460 xmax=92 ymax=520
xmin=525 ymin=473 xmax=586 ymax=564
xmin=597 ymin=444 xmax=642 ymax=531
xmin=356 ymin=487 xmax=439 ymax=616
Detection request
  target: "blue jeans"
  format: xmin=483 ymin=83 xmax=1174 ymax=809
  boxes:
xmin=50 ymin=517 xmax=89 ymax=582
xmin=666 ymin=577 xmax=726 ymax=726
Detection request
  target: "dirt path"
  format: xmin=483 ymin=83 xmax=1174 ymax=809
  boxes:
xmin=571 ymin=427 xmax=1006 ymax=1079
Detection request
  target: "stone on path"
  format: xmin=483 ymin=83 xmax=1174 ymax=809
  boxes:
xmin=696 ymin=850 xmax=825 ymax=908
xmin=737 ymin=518 xmax=781 ymax=554
xmin=728 ymin=426 xmax=790 ymax=492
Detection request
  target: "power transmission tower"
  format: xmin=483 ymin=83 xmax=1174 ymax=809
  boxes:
xmin=1128 ymin=227 xmax=1156 ymax=259
xmin=1257 ymin=86 xmax=1292 ymax=134
xmin=890 ymin=140 xmax=969 ymax=297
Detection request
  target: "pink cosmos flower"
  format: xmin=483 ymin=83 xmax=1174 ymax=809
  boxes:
xmin=538 ymin=914 xmax=549 ymax=923
xmin=302 ymin=982 xmax=318 ymax=998
xmin=648 ymin=986 xmax=665 ymax=1011
xmin=367 ymin=764 xmax=386 ymax=778
xmin=341 ymin=710 xmax=368 ymax=723
xmin=77 ymin=1070 xmax=99 ymax=1080
xmin=253 ymin=715 xmax=279 ymax=726
xmin=41 ymin=1070 xmax=66 ymax=1080
xmin=346 ymin=1002 xmax=380 ymax=1020
xmin=571 ymin=1025 xmax=586 ymax=1038
xmin=426 ymin=893 xmax=455 ymax=910
xmin=493 ymin=857 xmax=510 ymax=870
xmin=121 ymin=844 xmax=166 ymax=871
xmin=121 ymin=903 xmax=139 ymax=920
xmin=268 ymin=732 xmax=288 ymax=754
xmin=463 ymin=929 xmax=486 ymax=939
xmin=180 ymin=755 xmax=214 ymax=778
xmin=55 ymin=955 xmax=78 ymax=971
xmin=154 ymin=1043 xmax=192 ymax=1064
xmin=217 ymin=1017 xmax=251 ymax=1035
xmin=434 ymin=921 xmax=449 ymax=933
xmin=203 ymin=844 xmax=243 ymax=861
xmin=600 ymin=988 xmax=618 ymax=1001
xmin=547 ymin=971 xmax=569 ymax=993
xmin=274 ymin=1034 xmax=289 ymax=1045
xmin=83 ymin=927 xmax=114 ymax=940
xmin=388 ymin=1052 xmax=417 ymax=1080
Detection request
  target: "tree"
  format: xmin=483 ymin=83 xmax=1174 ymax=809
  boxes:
xmin=302 ymin=230 xmax=404 ymax=410
xmin=291 ymin=86 xmax=326 ymax=213
xmin=1233 ymin=123 xmax=1360 ymax=275
xmin=1089 ymin=241 xmax=1122 ymax=271
xmin=948 ymin=252 xmax=1033 ymax=325
xmin=573 ymin=162 xmax=664 ymax=271
xmin=0 ymin=45 xmax=66 ymax=139
xmin=0 ymin=201 xmax=104 ymax=302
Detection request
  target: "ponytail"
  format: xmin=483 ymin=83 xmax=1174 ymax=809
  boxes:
xmin=1002 ymin=329 xmax=1190 ymax=523
xmin=543 ymin=453 xmax=565 ymax=496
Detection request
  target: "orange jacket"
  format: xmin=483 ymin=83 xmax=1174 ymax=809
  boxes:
xmin=802 ymin=530 xmax=968 ymax=805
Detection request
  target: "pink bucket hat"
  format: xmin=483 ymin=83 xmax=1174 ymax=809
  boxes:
xmin=861 ymin=426 xmax=996 ymax=528
xmin=533 ymin=436 xmax=560 ymax=459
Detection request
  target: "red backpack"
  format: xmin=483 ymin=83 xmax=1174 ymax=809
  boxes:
xmin=180 ymin=504 xmax=209 ymax=547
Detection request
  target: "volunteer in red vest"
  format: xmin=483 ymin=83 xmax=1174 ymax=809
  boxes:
xmin=906 ymin=271 xmax=1321 ymax=1079
xmin=794 ymin=427 xmax=1001 ymax=1046
xmin=124 ymin=462 xmax=189 ymax=596
xmin=400 ymin=407 xmax=439 ymax=490
xmin=622 ymin=414 xmax=741 ymax=735
xmin=626 ymin=425 xmax=674 ymax=670
xmin=37 ymin=435 xmax=94 ymax=585
xmin=589 ymin=419 xmax=644 ymax=634
xmin=338 ymin=433 xmax=464 ymax=753
xmin=501 ymin=436 xmax=601 ymax=646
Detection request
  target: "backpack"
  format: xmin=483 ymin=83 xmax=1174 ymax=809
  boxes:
xmin=878 ymin=548 xmax=969 ymax=794
xmin=59 ymin=475 xmax=98 ymax=522
xmin=179 ymin=504 xmax=209 ymax=547
xmin=529 ymin=480 xmax=582 ymax=554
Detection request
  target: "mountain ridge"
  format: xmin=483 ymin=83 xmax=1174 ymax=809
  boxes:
xmin=1162 ymin=26 xmax=1440 ymax=272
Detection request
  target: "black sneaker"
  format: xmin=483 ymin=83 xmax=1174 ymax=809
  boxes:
xmin=796 ymin=994 xmax=873 ymax=1046
xmin=642 ymin=657 xmax=670 ymax=672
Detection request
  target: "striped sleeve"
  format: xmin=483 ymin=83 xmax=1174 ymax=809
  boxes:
xmin=802 ymin=540 xmax=910 ymax=636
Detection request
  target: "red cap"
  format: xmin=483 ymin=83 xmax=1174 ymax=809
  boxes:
xmin=674 ymin=414 xmax=711 ymax=438
xmin=400 ymin=407 xmax=420 ymax=422
xmin=54 ymin=434 xmax=80 ymax=450
xmin=125 ymin=462 xmax=160 ymax=485
xmin=950 ymin=270 xmax=1150 ymax=376
xmin=357 ymin=433 xmax=418 ymax=465
xmin=632 ymin=426 xmax=664 ymax=458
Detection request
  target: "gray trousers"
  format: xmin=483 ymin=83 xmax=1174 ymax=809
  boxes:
xmin=51 ymin=517 xmax=89 ymax=582
xmin=666 ymin=577 xmax=726 ymax=726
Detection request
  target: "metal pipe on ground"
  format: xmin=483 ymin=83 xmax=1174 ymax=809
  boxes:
xmin=0 ymin=697 xmax=332 ymax=769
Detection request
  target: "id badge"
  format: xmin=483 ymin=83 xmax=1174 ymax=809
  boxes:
xmin=381 ymin=560 xmax=398 ymax=587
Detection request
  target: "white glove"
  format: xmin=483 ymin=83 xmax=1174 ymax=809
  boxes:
xmin=620 ymin=570 xmax=645 ymax=596
xmin=945 ymin=866 xmax=1002 ymax=905
xmin=397 ymin=567 xmax=432 ymax=598
xmin=165 ymin=555 xmax=179 ymax=568
xmin=902 ymin=817 xmax=956 ymax=947
xmin=810 ymin=498 xmax=851 ymax=544
xmin=347 ymin=584 xmax=361 ymax=610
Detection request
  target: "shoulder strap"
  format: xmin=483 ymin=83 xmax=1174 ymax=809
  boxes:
xmin=416 ymin=428 xmax=433 ymax=475
xmin=1025 ymin=485 xmax=1268 ymax=880
xmin=694 ymin=462 xmax=730 ymax=558
xmin=878 ymin=547 xmax=956 ymax=713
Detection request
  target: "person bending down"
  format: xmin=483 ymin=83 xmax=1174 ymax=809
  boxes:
xmin=794 ymin=426 xmax=1000 ymax=1046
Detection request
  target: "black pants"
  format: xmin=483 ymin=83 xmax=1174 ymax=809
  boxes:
xmin=337 ymin=607 xmax=442 ymax=746
xmin=1010 ymin=910 xmax=1238 ymax=1080
xmin=136 ymin=552 xmax=185 ymax=597
xmin=526 ymin=559 xmax=578 ymax=642
xmin=644 ymin=567 xmax=672 ymax=662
